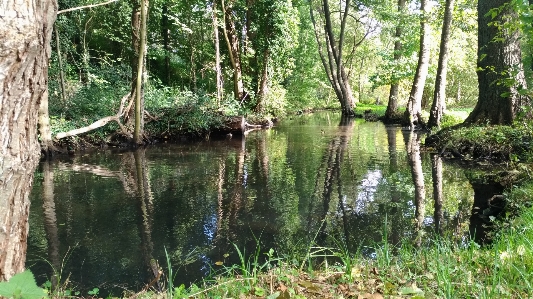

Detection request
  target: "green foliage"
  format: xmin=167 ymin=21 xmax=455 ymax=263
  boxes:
xmin=0 ymin=270 xmax=47 ymax=299
xmin=143 ymin=88 xmax=226 ymax=138
xmin=439 ymin=109 xmax=471 ymax=128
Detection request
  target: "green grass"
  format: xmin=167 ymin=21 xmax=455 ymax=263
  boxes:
xmin=126 ymin=181 xmax=533 ymax=298
xmin=12 ymin=182 xmax=531 ymax=298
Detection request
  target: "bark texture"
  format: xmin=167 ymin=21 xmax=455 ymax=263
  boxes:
xmin=0 ymin=0 xmax=57 ymax=280
xmin=465 ymin=0 xmax=528 ymax=124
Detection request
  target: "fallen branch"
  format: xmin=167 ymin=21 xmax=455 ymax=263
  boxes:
xmin=54 ymin=93 xmax=132 ymax=140
xmin=58 ymin=0 xmax=120 ymax=14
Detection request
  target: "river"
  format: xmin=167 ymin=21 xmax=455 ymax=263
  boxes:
xmin=26 ymin=112 xmax=476 ymax=296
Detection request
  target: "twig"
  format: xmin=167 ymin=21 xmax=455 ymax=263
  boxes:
xmin=58 ymin=0 xmax=119 ymax=14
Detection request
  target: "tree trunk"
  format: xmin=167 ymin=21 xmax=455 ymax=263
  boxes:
xmin=0 ymin=0 xmax=57 ymax=281
xmin=161 ymin=1 xmax=171 ymax=85
xmin=212 ymin=1 xmax=223 ymax=106
xmin=54 ymin=26 xmax=67 ymax=104
xmin=255 ymin=49 xmax=270 ymax=112
xmin=428 ymin=0 xmax=455 ymax=129
xmin=309 ymin=0 xmax=357 ymax=116
xmin=384 ymin=0 xmax=406 ymax=122
xmin=464 ymin=0 xmax=528 ymax=125
xmin=221 ymin=0 xmax=245 ymax=102
xmin=404 ymin=0 xmax=430 ymax=129
xmin=134 ymin=0 xmax=148 ymax=144
xmin=38 ymin=88 xmax=55 ymax=155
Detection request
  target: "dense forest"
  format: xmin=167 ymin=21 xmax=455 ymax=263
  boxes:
xmin=41 ymin=0 xmax=529 ymax=145
xmin=1 ymin=0 xmax=533 ymax=286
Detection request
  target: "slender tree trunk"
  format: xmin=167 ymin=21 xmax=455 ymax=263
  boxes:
xmin=0 ymin=0 xmax=57 ymax=281
xmin=309 ymin=0 xmax=356 ymax=116
xmin=255 ymin=49 xmax=270 ymax=112
xmin=212 ymin=1 xmax=223 ymax=106
xmin=55 ymin=26 xmax=67 ymax=104
xmin=428 ymin=0 xmax=455 ymax=129
xmin=404 ymin=0 xmax=430 ymax=129
xmin=385 ymin=0 xmax=406 ymax=122
xmin=134 ymin=0 xmax=148 ymax=144
xmin=221 ymin=0 xmax=245 ymax=101
xmin=464 ymin=0 xmax=528 ymax=125
xmin=161 ymin=2 xmax=171 ymax=85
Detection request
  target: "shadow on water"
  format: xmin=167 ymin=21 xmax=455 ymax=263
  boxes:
xmin=21 ymin=112 xmax=504 ymax=296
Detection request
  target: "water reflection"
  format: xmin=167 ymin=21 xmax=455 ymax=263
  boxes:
xmin=405 ymin=132 xmax=426 ymax=246
xmin=431 ymin=154 xmax=444 ymax=236
xmin=26 ymin=112 xmax=480 ymax=294
xmin=42 ymin=161 xmax=60 ymax=290
xmin=469 ymin=181 xmax=505 ymax=244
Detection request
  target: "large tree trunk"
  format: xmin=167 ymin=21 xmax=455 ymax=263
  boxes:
xmin=0 ymin=0 xmax=57 ymax=281
xmin=428 ymin=0 xmax=455 ymax=129
xmin=404 ymin=0 xmax=430 ymax=129
xmin=384 ymin=0 xmax=406 ymax=122
xmin=464 ymin=0 xmax=528 ymax=125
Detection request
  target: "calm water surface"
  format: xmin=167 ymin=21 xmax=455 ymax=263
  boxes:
xmin=27 ymin=112 xmax=475 ymax=295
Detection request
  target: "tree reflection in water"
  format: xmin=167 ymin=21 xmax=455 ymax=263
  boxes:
xmin=25 ymin=113 xmax=480 ymax=295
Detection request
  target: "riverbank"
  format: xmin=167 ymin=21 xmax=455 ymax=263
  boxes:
xmin=47 ymin=104 xmax=387 ymax=153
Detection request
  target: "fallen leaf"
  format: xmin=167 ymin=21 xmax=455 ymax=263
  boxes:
xmin=214 ymin=261 xmax=224 ymax=266
xmin=358 ymin=292 xmax=384 ymax=299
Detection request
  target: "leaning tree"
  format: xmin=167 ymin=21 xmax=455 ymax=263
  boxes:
xmin=309 ymin=0 xmax=373 ymax=116
xmin=464 ymin=0 xmax=528 ymax=124
xmin=0 ymin=0 xmax=57 ymax=280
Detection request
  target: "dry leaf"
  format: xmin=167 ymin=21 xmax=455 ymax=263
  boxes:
xmin=358 ymin=292 xmax=384 ymax=299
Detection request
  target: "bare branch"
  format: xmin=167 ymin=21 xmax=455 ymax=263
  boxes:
xmin=57 ymin=0 xmax=119 ymax=14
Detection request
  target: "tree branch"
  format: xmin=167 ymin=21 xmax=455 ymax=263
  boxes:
xmin=54 ymin=93 xmax=131 ymax=140
xmin=57 ymin=0 xmax=119 ymax=14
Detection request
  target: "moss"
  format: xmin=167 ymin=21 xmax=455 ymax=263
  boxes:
xmin=425 ymin=123 xmax=533 ymax=163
